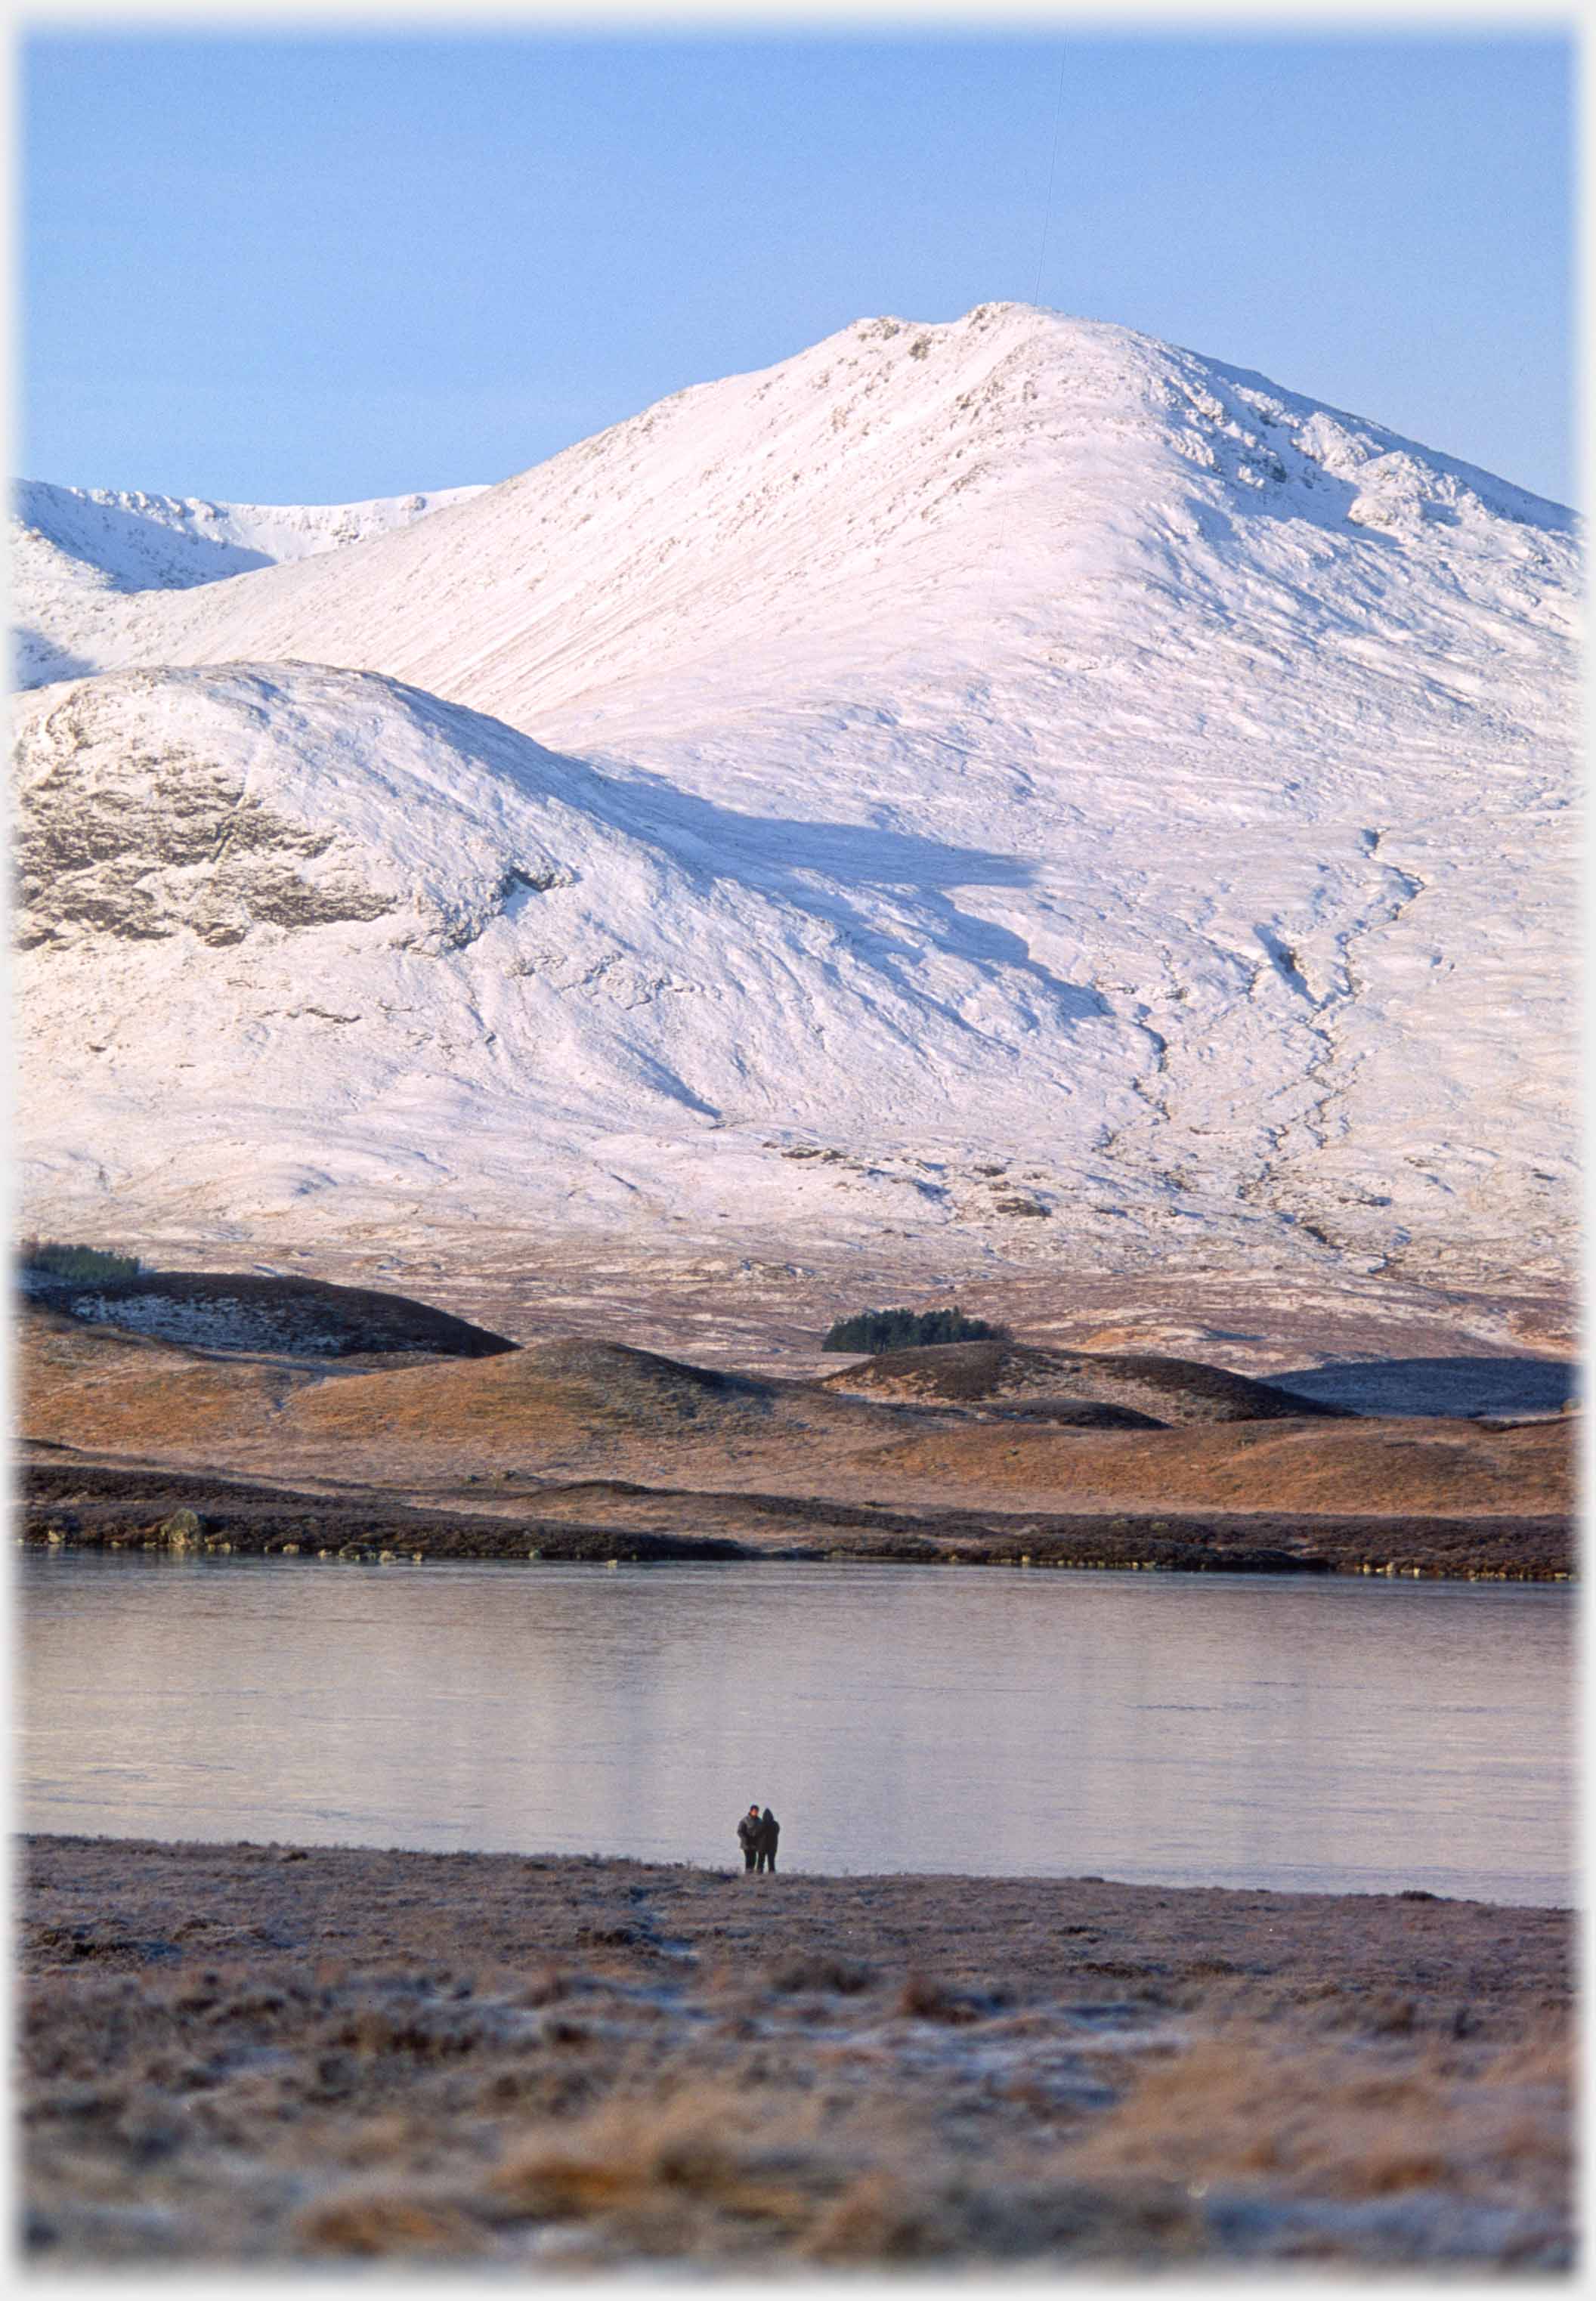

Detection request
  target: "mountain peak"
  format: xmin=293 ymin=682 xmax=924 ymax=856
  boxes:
xmin=11 ymin=317 xmax=1578 ymax=1287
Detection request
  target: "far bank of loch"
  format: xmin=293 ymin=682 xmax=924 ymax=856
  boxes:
xmin=19 ymin=1272 xmax=1577 ymax=1585
xmin=20 ymin=1456 xmax=1573 ymax=1581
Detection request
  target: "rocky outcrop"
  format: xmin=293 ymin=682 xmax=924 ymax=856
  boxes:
xmin=17 ymin=733 xmax=396 ymax=948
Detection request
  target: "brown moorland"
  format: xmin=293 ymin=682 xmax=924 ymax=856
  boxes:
xmin=847 ymin=1410 xmax=1572 ymax=1517
xmin=19 ymin=1834 xmax=1573 ymax=2272
xmin=20 ymin=1454 xmax=1573 ymax=1580
xmin=19 ymin=1304 xmax=320 ymax=1452
xmin=18 ymin=1307 xmax=1574 ymax=1576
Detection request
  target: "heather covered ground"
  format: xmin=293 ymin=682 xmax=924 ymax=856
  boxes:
xmin=19 ymin=1300 xmax=1576 ymax=1580
xmin=20 ymin=1836 xmax=1571 ymax=2272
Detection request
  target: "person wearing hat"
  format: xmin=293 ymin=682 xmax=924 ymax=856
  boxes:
xmin=737 ymin=1805 xmax=762 ymax=1871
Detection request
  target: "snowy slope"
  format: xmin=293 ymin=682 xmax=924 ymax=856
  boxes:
xmin=14 ymin=661 xmax=1172 ymax=1252
xmin=11 ymin=306 xmax=1579 ymax=1285
xmin=11 ymin=478 xmax=484 ymax=685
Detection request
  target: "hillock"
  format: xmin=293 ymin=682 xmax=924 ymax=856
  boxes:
xmin=30 ymin=1269 xmax=515 ymax=1359
xmin=820 ymin=1341 xmax=1353 ymax=1424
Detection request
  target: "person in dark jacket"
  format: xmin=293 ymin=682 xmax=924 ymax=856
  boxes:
xmin=737 ymin=1805 xmax=762 ymax=1871
xmin=755 ymin=1807 xmax=780 ymax=1874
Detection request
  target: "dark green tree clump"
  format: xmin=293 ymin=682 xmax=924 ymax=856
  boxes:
xmin=821 ymin=1306 xmax=1011 ymax=1353
xmin=20 ymin=1239 xmax=143 ymax=1283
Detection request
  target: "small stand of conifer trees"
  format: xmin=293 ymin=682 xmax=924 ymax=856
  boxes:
xmin=821 ymin=1306 xmax=1010 ymax=1353
xmin=19 ymin=1240 xmax=142 ymax=1283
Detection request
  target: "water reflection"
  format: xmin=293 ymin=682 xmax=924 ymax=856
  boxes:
xmin=19 ymin=1556 xmax=1574 ymax=1905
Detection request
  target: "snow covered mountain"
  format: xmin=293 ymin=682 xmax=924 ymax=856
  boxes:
xmin=11 ymin=306 xmax=1579 ymax=1287
xmin=11 ymin=478 xmax=484 ymax=685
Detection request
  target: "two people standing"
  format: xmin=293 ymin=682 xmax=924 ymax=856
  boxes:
xmin=737 ymin=1804 xmax=780 ymax=1873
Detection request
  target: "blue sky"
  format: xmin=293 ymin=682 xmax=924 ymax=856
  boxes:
xmin=21 ymin=29 xmax=1573 ymax=504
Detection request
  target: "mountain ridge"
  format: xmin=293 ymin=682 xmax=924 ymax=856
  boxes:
xmin=12 ymin=477 xmax=485 ymax=686
xmin=23 ymin=305 xmax=1573 ymax=736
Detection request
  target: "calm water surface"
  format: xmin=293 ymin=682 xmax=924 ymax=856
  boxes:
xmin=20 ymin=1555 xmax=1575 ymax=1905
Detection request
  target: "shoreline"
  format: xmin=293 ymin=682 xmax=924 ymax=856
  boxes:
xmin=22 ymin=1455 xmax=1575 ymax=1581
xmin=19 ymin=1829 xmax=1573 ymax=1913
xmin=20 ymin=1833 xmax=1574 ymax=2270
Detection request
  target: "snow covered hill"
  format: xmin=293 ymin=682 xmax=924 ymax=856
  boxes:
xmin=11 ymin=306 xmax=1579 ymax=1288
xmin=11 ymin=478 xmax=483 ymax=685
xmin=13 ymin=660 xmax=1183 ymax=1259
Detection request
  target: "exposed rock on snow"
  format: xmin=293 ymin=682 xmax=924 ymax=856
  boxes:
xmin=11 ymin=306 xmax=1578 ymax=1288
xmin=15 ymin=665 xmax=578 ymax=952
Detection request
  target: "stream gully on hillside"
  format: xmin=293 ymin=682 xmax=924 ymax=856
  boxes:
xmin=21 ymin=1556 xmax=1573 ymax=1907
